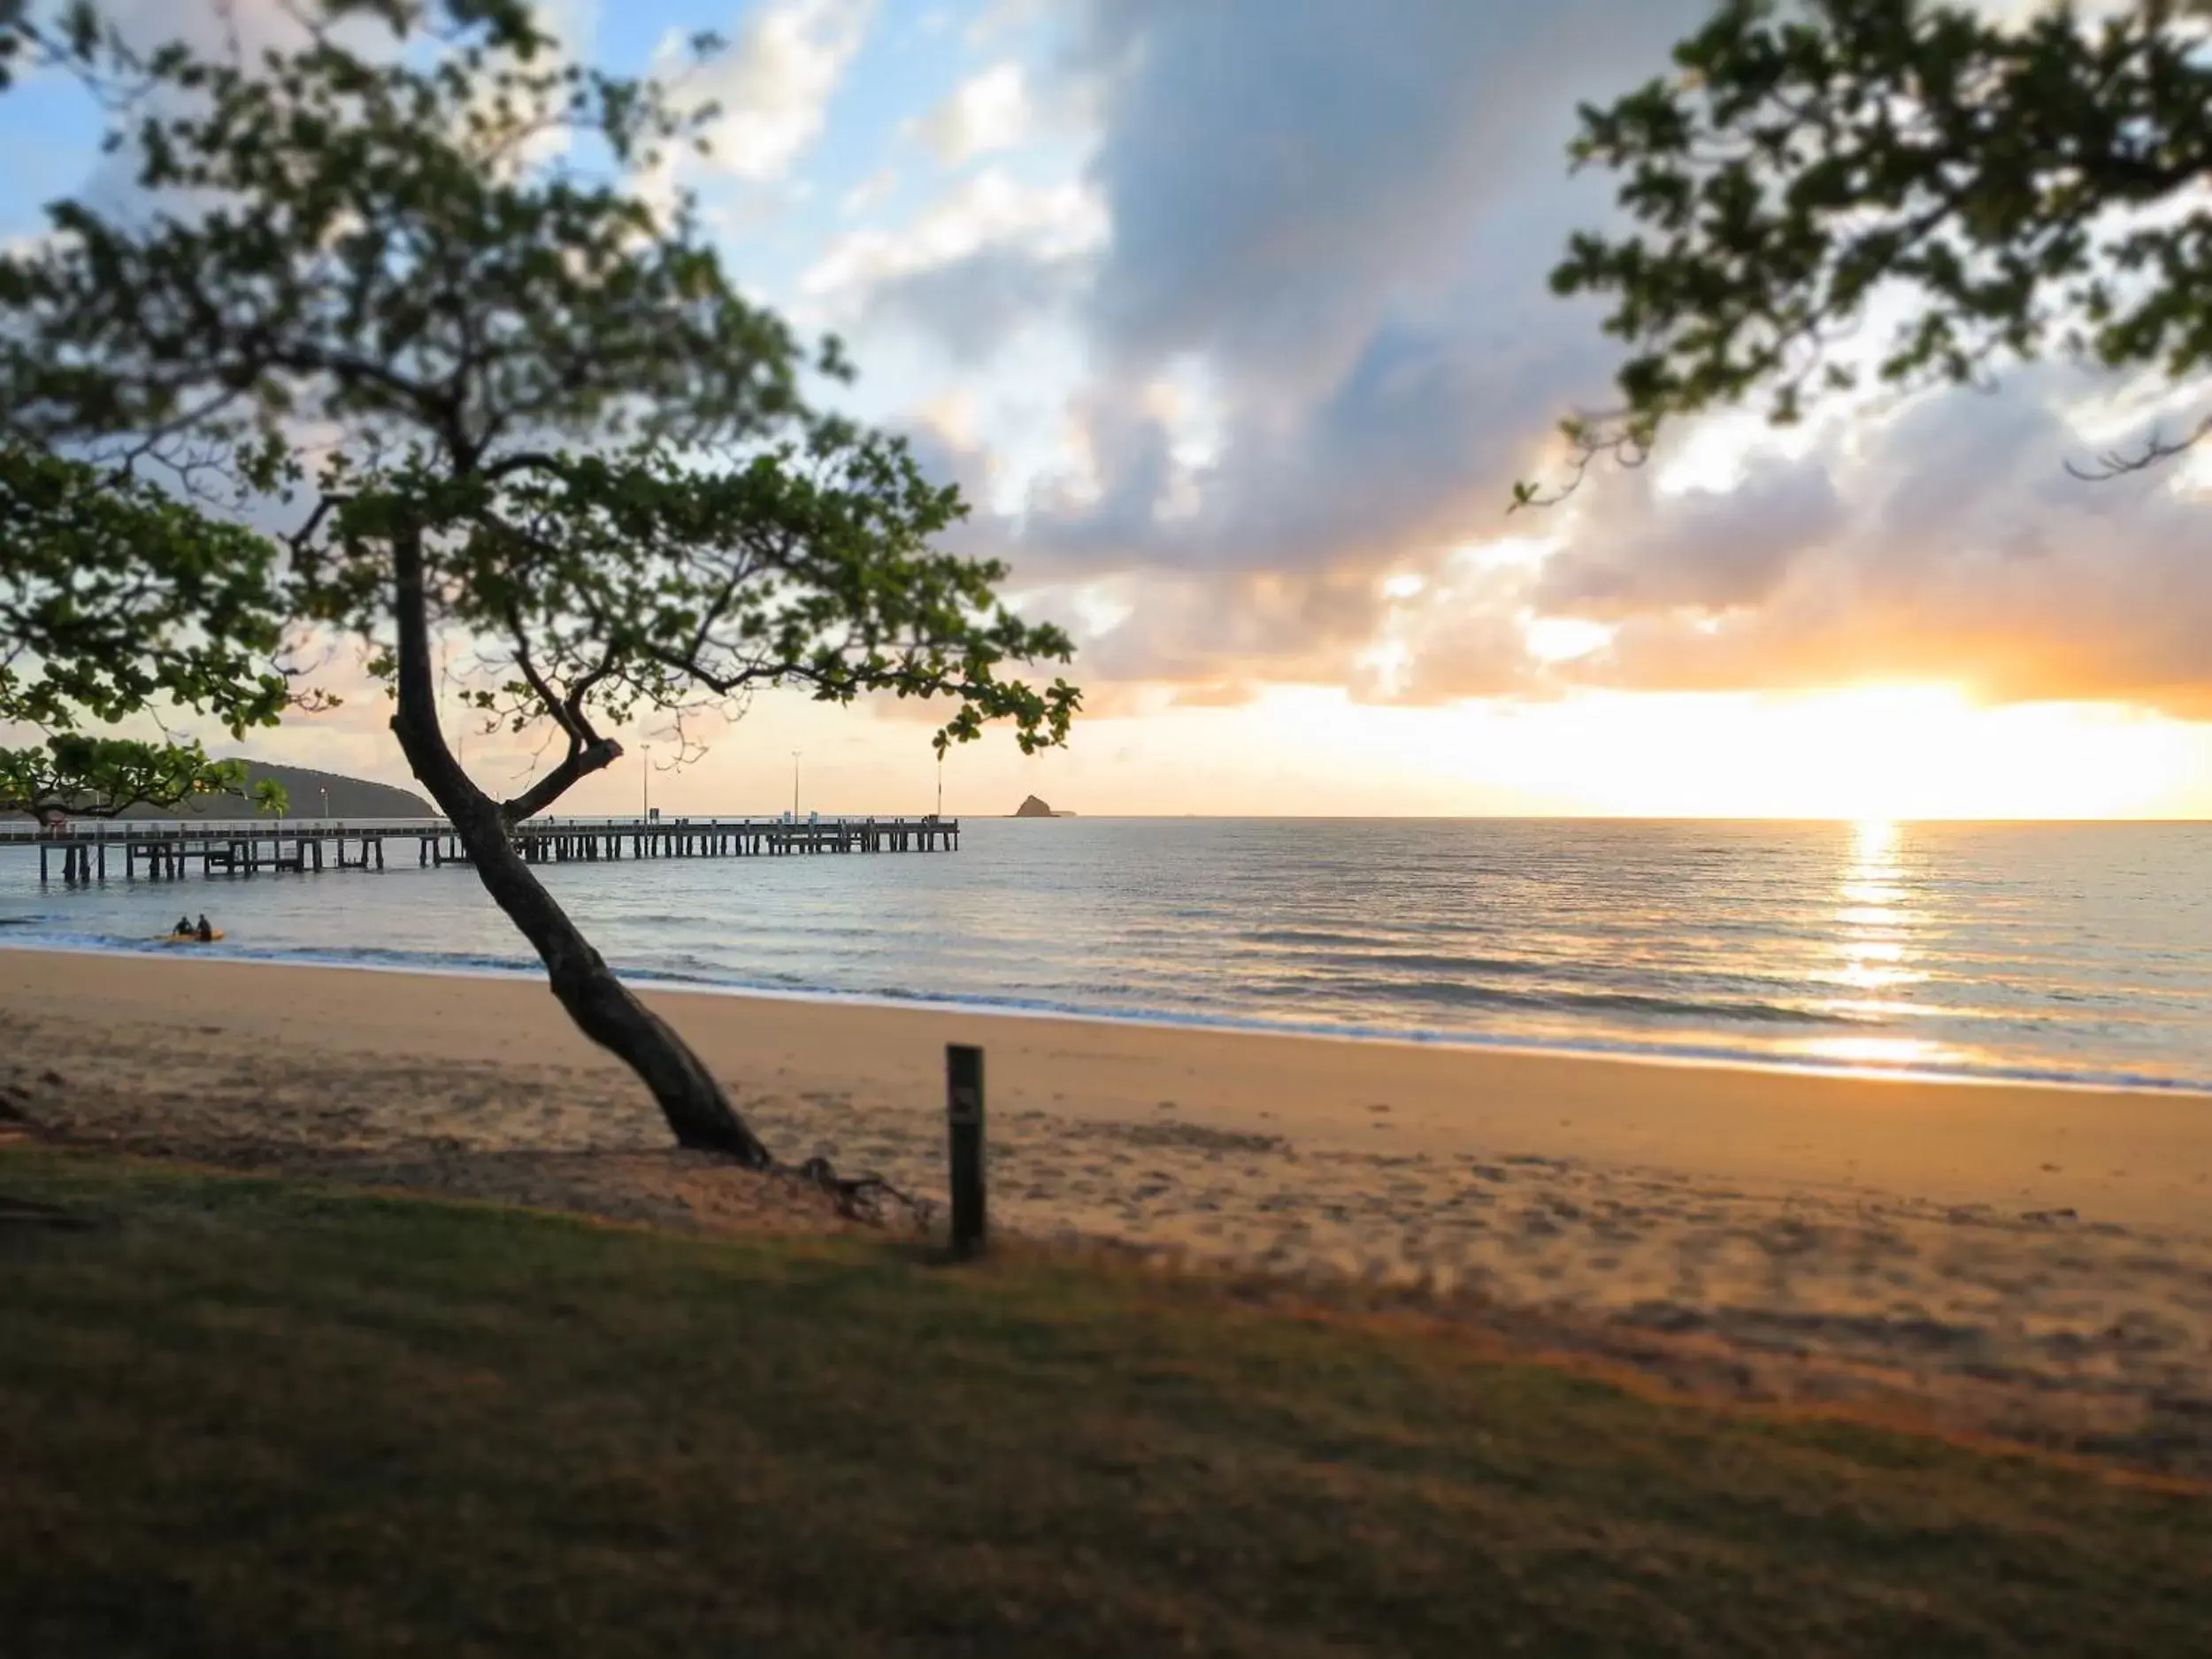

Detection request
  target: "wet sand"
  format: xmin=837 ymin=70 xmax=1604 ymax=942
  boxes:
xmin=4 ymin=947 xmax=2209 ymax=1472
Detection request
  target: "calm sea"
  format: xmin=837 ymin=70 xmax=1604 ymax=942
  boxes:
xmin=4 ymin=818 xmax=2209 ymax=1093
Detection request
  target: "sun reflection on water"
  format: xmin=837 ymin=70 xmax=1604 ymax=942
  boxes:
xmin=1799 ymin=819 xmax=1962 ymax=1071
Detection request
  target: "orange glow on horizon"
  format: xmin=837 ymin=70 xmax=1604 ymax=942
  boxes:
xmin=1442 ymin=683 xmax=2207 ymax=822
xmin=189 ymin=677 xmax=2212 ymax=822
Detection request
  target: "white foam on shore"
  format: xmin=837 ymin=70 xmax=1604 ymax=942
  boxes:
xmin=7 ymin=935 xmax=2210 ymax=1101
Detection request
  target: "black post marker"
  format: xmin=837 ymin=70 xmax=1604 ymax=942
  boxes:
xmin=946 ymin=1043 xmax=986 ymax=1256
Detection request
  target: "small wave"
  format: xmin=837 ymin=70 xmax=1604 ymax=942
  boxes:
xmin=1242 ymin=973 xmax=1858 ymax=1027
xmin=6 ymin=815 xmax=2211 ymax=1094
xmin=3 ymin=935 xmax=2208 ymax=1094
xmin=1245 ymin=948 xmax=1549 ymax=979
xmin=1243 ymin=927 xmax=1401 ymax=949
xmin=220 ymin=941 xmax=544 ymax=979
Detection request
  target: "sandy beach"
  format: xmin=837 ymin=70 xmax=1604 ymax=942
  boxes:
xmin=4 ymin=946 xmax=2209 ymax=1472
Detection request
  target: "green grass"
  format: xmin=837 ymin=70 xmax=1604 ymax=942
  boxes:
xmin=1 ymin=1148 xmax=2204 ymax=1658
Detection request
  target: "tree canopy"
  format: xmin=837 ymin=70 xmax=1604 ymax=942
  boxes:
xmin=0 ymin=733 xmax=281 ymax=824
xmin=0 ymin=0 xmax=1078 ymax=1166
xmin=0 ymin=444 xmax=293 ymax=820
xmin=1 ymin=0 xmax=1074 ymax=780
xmin=1521 ymin=0 xmax=2212 ymax=497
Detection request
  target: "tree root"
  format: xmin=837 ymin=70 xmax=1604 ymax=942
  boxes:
xmin=787 ymin=1156 xmax=932 ymax=1230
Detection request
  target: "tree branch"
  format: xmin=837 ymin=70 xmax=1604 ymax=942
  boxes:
xmin=498 ymin=733 xmax=624 ymax=824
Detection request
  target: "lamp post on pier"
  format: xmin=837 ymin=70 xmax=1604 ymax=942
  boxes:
xmin=641 ymin=744 xmax=651 ymax=818
xmin=791 ymin=750 xmax=802 ymax=820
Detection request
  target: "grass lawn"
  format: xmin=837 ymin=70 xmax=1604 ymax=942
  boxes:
xmin=1 ymin=1147 xmax=2204 ymax=1658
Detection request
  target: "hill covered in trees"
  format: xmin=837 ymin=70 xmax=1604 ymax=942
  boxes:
xmin=179 ymin=762 xmax=434 ymax=819
xmin=3 ymin=761 xmax=434 ymax=821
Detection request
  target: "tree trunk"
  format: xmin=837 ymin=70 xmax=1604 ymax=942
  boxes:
xmin=385 ymin=530 xmax=772 ymax=1167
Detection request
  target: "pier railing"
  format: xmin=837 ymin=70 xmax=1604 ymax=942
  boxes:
xmin=2 ymin=814 xmax=960 ymax=880
xmin=0 ymin=813 xmax=949 ymax=841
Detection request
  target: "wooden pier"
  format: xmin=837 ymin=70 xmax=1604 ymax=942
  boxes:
xmin=0 ymin=815 xmax=959 ymax=883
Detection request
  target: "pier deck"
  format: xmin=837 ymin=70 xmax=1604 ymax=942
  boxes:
xmin=0 ymin=815 xmax=959 ymax=882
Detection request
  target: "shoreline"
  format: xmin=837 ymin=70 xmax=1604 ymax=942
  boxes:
xmin=4 ymin=946 xmax=2210 ymax=1473
xmin=7 ymin=935 xmax=2211 ymax=1102
xmin=3 ymin=943 xmax=2210 ymax=1222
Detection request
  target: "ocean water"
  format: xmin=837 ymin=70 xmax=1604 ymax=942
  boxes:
xmin=4 ymin=817 xmax=2210 ymax=1093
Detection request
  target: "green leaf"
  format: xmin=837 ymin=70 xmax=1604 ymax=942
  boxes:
xmin=1525 ymin=0 xmax=2212 ymax=496
xmin=0 ymin=0 xmax=1079 ymax=826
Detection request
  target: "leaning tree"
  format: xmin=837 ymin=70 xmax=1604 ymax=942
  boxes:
xmin=0 ymin=0 xmax=1078 ymax=1167
xmin=1 ymin=443 xmax=296 ymax=822
xmin=1517 ymin=0 xmax=2212 ymax=500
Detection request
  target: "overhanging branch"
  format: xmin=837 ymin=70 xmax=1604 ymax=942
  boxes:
xmin=499 ymin=734 xmax=623 ymax=824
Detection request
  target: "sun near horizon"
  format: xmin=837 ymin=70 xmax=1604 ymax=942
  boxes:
xmin=243 ymin=672 xmax=2212 ymax=823
xmin=13 ymin=0 xmax=2212 ymax=826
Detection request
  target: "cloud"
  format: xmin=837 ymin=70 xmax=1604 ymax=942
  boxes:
xmin=803 ymin=167 xmax=1106 ymax=293
xmin=967 ymin=0 xmax=1048 ymax=47
xmin=1071 ymin=0 xmax=1708 ymax=398
xmin=1029 ymin=567 xmax=1395 ymax=693
xmin=895 ymin=402 xmax=1006 ymax=539
xmin=1028 ymin=258 xmax=1621 ymax=578
xmin=908 ymin=62 xmax=1032 ymax=165
xmin=1536 ymin=457 xmax=1847 ymax=616
xmin=1532 ymin=373 xmax=2212 ymax=716
xmin=841 ymin=167 xmax=899 ymax=216
xmin=1367 ymin=559 xmax=1550 ymax=705
xmin=683 ymin=0 xmax=874 ymax=183
xmin=534 ymin=0 xmax=602 ymax=59
xmin=895 ymin=0 xmax=2212 ymax=722
xmin=799 ymin=166 xmax=1104 ymax=356
xmin=896 ymin=0 xmax=1715 ymax=696
xmin=44 ymin=0 xmax=611 ymax=215
xmin=863 ymin=244 xmax=1079 ymax=363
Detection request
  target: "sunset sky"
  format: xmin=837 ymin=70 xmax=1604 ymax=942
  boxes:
xmin=8 ymin=0 xmax=2212 ymax=819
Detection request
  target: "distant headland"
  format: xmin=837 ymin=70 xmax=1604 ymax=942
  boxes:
xmin=150 ymin=762 xmax=427 ymax=819
xmin=209 ymin=762 xmax=435 ymax=818
xmin=4 ymin=759 xmax=434 ymax=821
xmin=1012 ymin=795 xmax=1076 ymax=818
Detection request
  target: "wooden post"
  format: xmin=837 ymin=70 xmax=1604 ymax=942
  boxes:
xmin=946 ymin=1043 xmax=987 ymax=1256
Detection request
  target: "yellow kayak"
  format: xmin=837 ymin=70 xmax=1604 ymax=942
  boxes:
xmin=156 ymin=930 xmax=226 ymax=945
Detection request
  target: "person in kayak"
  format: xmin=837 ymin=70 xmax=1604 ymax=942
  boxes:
xmin=173 ymin=916 xmax=194 ymax=937
xmin=195 ymin=915 xmax=213 ymax=941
